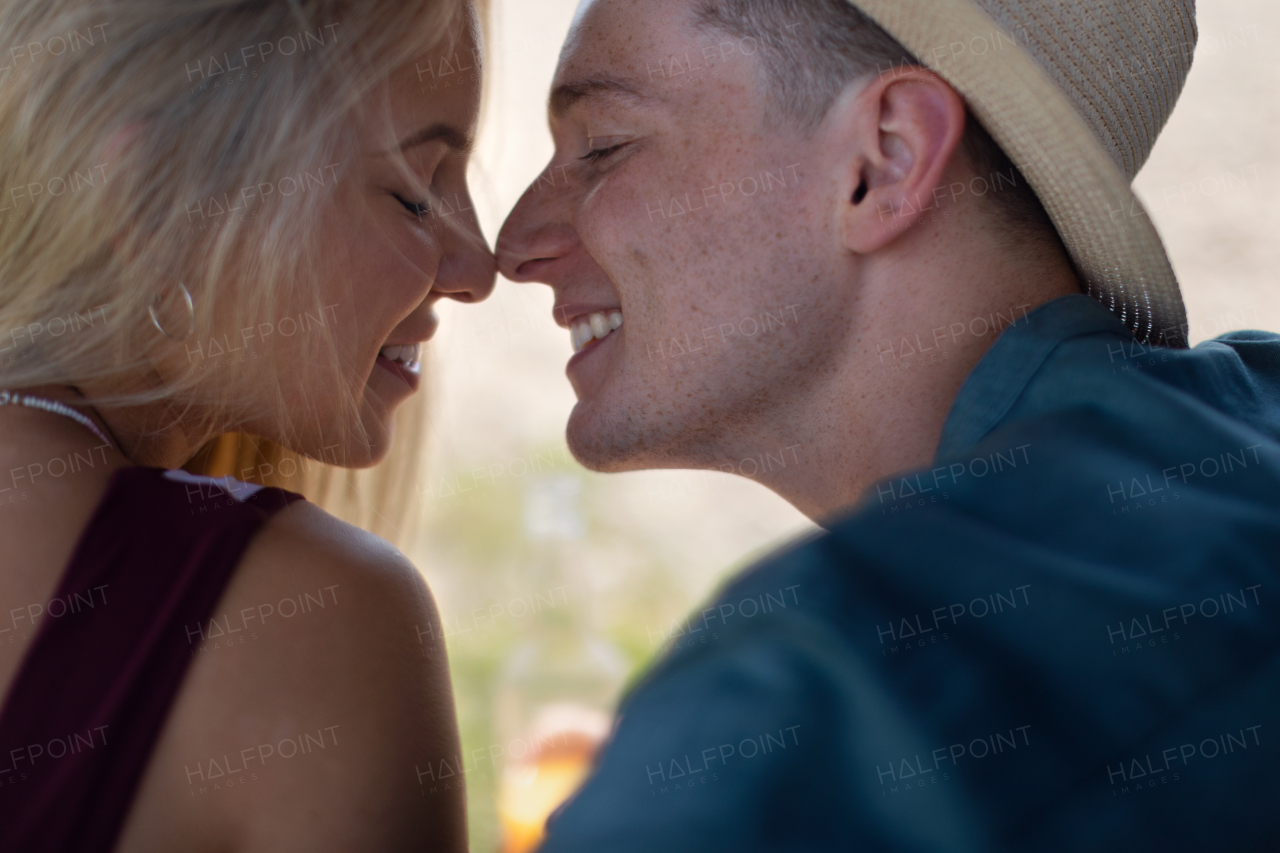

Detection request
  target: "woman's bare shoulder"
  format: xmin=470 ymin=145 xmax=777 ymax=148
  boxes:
xmin=115 ymin=501 xmax=463 ymax=853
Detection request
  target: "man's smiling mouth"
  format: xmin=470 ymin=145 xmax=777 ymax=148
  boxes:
xmin=570 ymin=310 xmax=623 ymax=353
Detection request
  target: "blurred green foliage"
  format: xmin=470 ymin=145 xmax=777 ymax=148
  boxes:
xmin=414 ymin=444 xmax=698 ymax=852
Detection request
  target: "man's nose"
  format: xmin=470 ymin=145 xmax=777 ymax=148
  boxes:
xmin=434 ymin=193 xmax=498 ymax=304
xmin=496 ymin=177 xmax=579 ymax=285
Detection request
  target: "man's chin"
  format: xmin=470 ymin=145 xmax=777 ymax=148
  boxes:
xmin=565 ymin=403 xmax=655 ymax=474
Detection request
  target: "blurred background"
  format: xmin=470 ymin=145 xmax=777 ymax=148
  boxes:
xmin=405 ymin=0 xmax=1280 ymax=849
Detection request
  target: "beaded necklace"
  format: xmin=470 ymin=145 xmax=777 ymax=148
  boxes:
xmin=0 ymin=390 xmax=116 ymax=449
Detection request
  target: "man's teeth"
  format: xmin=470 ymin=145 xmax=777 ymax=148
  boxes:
xmin=572 ymin=311 xmax=623 ymax=353
xmin=379 ymin=343 xmax=422 ymax=374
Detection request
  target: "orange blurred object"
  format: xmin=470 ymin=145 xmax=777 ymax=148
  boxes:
xmin=497 ymin=708 xmax=609 ymax=853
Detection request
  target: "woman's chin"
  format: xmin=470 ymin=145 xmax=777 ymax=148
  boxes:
xmin=266 ymin=374 xmax=407 ymax=470
xmin=273 ymin=421 xmax=391 ymax=471
xmin=354 ymin=435 xmax=393 ymax=468
xmin=357 ymin=406 xmax=403 ymax=467
xmin=327 ymin=426 xmax=393 ymax=469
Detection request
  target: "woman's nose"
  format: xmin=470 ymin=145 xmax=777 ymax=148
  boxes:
xmin=434 ymin=195 xmax=498 ymax=304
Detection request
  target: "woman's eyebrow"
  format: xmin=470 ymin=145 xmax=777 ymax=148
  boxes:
xmin=375 ymin=122 xmax=472 ymax=156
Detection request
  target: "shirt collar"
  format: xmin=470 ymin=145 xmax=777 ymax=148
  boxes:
xmin=936 ymin=294 xmax=1131 ymax=459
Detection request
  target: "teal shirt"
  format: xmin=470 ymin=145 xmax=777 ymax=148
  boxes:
xmin=540 ymin=295 xmax=1280 ymax=852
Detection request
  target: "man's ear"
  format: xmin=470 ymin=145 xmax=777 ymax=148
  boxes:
xmin=827 ymin=68 xmax=968 ymax=254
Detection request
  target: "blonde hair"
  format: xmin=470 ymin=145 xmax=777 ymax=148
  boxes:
xmin=1 ymin=0 xmax=477 ymax=541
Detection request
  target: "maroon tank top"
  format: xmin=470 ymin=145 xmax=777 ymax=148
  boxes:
xmin=0 ymin=466 xmax=305 ymax=852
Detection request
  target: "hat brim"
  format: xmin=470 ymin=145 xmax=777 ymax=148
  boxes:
xmin=850 ymin=0 xmax=1189 ymax=347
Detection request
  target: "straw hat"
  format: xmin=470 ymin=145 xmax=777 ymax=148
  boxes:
xmin=849 ymin=0 xmax=1197 ymax=347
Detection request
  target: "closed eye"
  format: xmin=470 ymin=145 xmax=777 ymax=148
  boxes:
xmin=580 ymin=138 xmax=629 ymax=164
xmin=580 ymin=145 xmax=624 ymax=163
xmin=395 ymin=194 xmax=432 ymax=219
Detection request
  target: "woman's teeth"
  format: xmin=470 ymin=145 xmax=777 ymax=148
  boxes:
xmin=379 ymin=343 xmax=422 ymax=374
xmin=571 ymin=311 xmax=623 ymax=353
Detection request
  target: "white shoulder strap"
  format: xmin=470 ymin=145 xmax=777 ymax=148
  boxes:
xmin=162 ymin=469 xmax=265 ymax=503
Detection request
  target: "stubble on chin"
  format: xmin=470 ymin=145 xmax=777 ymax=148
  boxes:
xmin=565 ymin=401 xmax=644 ymax=473
xmin=565 ymin=394 xmax=735 ymax=475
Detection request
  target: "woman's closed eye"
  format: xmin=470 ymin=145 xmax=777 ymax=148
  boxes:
xmin=395 ymin=194 xmax=432 ymax=219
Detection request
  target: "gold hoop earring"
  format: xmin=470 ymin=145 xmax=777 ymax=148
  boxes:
xmin=148 ymin=282 xmax=195 ymax=342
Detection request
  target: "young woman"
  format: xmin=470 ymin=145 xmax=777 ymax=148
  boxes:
xmin=0 ymin=0 xmax=494 ymax=850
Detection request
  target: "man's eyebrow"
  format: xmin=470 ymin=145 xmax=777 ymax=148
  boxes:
xmin=391 ymin=122 xmax=473 ymax=154
xmin=550 ymin=77 xmax=653 ymax=117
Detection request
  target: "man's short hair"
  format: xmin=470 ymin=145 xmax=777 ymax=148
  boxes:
xmin=694 ymin=0 xmax=1066 ymax=252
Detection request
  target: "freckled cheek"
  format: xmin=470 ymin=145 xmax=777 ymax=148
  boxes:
xmin=579 ymin=174 xmax=659 ymax=276
xmin=581 ymin=171 xmax=634 ymax=224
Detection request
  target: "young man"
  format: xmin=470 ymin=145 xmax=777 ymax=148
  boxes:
xmin=497 ymin=0 xmax=1280 ymax=848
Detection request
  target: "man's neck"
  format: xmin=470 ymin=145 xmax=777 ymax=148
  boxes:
xmin=742 ymin=243 xmax=1082 ymax=524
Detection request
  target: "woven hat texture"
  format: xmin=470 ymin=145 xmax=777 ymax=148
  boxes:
xmin=851 ymin=0 xmax=1197 ymax=347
